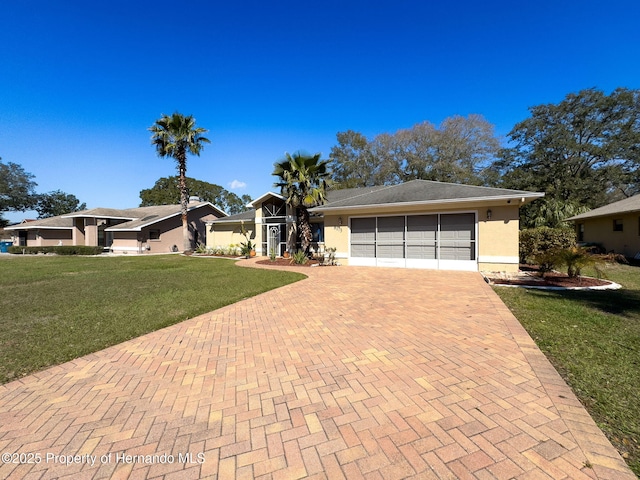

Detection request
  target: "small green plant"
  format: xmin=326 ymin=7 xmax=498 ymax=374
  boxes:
xmin=269 ymin=248 xmax=277 ymax=262
xmin=239 ymin=221 xmax=255 ymax=257
xmin=532 ymin=250 xmax=560 ymax=276
xmin=554 ymin=246 xmax=606 ymax=278
xmin=195 ymin=242 xmax=208 ymax=254
xmin=240 ymin=239 xmax=254 ymax=257
xmin=290 ymin=250 xmax=308 ymax=265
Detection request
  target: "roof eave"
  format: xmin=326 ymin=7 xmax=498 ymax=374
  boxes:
xmin=61 ymin=213 xmax=137 ymax=220
xmin=4 ymin=225 xmax=72 ymax=231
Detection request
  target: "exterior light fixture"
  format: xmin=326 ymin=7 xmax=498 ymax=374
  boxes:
xmin=486 ymin=209 xmax=492 ymax=220
xmin=338 ymin=217 xmax=343 ymax=226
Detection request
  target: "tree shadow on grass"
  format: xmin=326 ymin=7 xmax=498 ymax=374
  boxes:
xmin=533 ymin=287 xmax=640 ymax=318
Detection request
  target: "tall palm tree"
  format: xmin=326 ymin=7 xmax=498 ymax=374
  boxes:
xmin=273 ymin=151 xmax=330 ymax=253
xmin=149 ymin=113 xmax=210 ymax=252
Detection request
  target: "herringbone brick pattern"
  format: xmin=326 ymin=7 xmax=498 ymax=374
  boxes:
xmin=0 ymin=259 xmax=634 ymax=479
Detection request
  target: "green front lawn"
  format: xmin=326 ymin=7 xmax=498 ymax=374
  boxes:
xmin=0 ymin=255 xmax=305 ymax=384
xmin=494 ymin=264 xmax=640 ymax=476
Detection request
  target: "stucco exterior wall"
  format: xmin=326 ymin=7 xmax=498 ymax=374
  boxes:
xmin=72 ymin=218 xmax=85 ymax=246
xmin=16 ymin=229 xmax=72 ymax=247
xmin=36 ymin=230 xmax=73 ymax=247
xmin=206 ymin=223 xmax=250 ymax=250
xmin=477 ymin=205 xmax=520 ymax=271
xmin=110 ymin=232 xmax=140 ymax=253
xmin=84 ymin=218 xmax=98 ymax=246
xmin=322 ymin=215 xmax=350 ymax=262
xmin=577 ymin=213 xmax=640 ymax=257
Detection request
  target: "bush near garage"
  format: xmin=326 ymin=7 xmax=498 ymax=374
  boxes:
xmin=519 ymin=226 xmax=576 ymax=264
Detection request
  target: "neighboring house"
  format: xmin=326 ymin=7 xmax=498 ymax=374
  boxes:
xmin=206 ymin=180 xmax=544 ymax=272
xmin=6 ymin=200 xmax=226 ymax=253
xmin=567 ymin=193 xmax=640 ymax=258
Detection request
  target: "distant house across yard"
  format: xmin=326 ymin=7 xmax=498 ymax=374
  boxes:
xmin=567 ymin=194 xmax=640 ymax=259
xmin=5 ymin=200 xmax=226 ymax=254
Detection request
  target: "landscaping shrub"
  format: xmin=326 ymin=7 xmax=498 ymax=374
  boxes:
xmin=8 ymin=246 xmax=104 ymax=255
xmin=519 ymin=226 xmax=576 ymax=264
xmin=532 ymin=250 xmax=559 ymax=275
xmin=554 ymin=246 xmax=606 ymax=278
xmin=290 ymin=250 xmax=308 ymax=265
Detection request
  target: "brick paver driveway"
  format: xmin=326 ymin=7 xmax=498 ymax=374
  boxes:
xmin=0 ymin=260 xmax=634 ymax=479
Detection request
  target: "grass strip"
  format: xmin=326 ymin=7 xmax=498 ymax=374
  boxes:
xmin=0 ymin=255 xmax=304 ymax=384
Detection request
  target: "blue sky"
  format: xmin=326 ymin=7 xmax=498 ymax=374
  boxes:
xmin=1 ymin=0 xmax=639 ymax=222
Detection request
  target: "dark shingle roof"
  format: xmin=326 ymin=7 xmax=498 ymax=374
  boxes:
xmin=312 ymin=180 xmax=543 ymax=211
xmin=207 ymin=209 xmax=256 ymax=223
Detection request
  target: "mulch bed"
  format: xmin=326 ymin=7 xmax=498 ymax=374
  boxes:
xmin=256 ymin=258 xmax=320 ymax=267
xmin=490 ymin=272 xmax=611 ymax=288
xmin=487 ymin=263 xmax=613 ymax=288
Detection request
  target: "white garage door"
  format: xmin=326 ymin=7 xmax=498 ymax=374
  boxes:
xmin=350 ymin=213 xmax=477 ymax=271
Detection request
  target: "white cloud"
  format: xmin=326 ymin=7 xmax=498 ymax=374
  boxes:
xmin=229 ymin=179 xmax=247 ymax=189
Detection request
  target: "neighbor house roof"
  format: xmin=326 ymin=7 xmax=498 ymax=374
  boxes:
xmin=6 ymin=202 xmax=226 ymax=232
xmin=310 ymin=180 xmax=544 ymax=212
xmin=5 ymin=215 xmax=73 ymax=230
xmin=105 ymin=202 xmax=225 ymax=232
xmin=567 ymin=193 xmax=640 ymax=221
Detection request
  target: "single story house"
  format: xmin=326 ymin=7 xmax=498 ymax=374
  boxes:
xmin=6 ymin=200 xmax=226 ymax=254
xmin=567 ymin=193 xmax=640 ymax=259
xmin=206 ymin=180 xmax=544 ymax=272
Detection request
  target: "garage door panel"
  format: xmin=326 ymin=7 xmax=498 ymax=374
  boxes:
xmin=406 ymin=244 xmax=437 ymax=259
xmin=377 ymin=244 xmax=404 ymax=258
xmin=440 ymin=213 xmax=475 ymax=240
xmin=351 ymin=218 xmax=376 ymax=241
xmin=440 ymin=246 xmax=474 ymax=261
xmin=377 ymin=216 xmax=404 ymax=241
xmin=406 ymin=215 xmax=437 ymax=241
xmin=351 ymin=243 xmax=375 ymax=258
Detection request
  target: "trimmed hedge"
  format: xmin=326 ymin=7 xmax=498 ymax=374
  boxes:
xmin=519 ymin=226 xmax=576 ymax=264
xmin=8 ymin=245 xmax=104 ymax=256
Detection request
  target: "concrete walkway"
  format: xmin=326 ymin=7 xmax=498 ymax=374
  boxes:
xmin=0 ymin=259 xmax=634 ymax=479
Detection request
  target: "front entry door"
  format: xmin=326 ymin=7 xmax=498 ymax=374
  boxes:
xmin=267 ymin=225 xmax=280 ymax=256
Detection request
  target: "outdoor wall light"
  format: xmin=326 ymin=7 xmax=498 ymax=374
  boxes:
xmin=338 ymin=217 xmax=343 ymax=226
xmin=486 ymin=209 xmax=492 ymax=220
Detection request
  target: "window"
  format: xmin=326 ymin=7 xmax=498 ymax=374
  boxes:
xmin=613 ymin=219 xmax=623 ymax=232
xmin=577 ymin=223 xmax=584 ymax=242
xmin=312 ymin=223 xmax=324 ymax=243
xmin=149 ymin=229 xmax=161 ymax=240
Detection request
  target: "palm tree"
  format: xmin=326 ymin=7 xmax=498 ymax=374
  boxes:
xmin=149 ymin=113 xmax=210 ymax=252
xmin=273 ymin=151 xmax=330 ymax=254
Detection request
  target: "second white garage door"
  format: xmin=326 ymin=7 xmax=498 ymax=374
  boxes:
xmin=350 ymin=213 xmax=477 ymax=271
